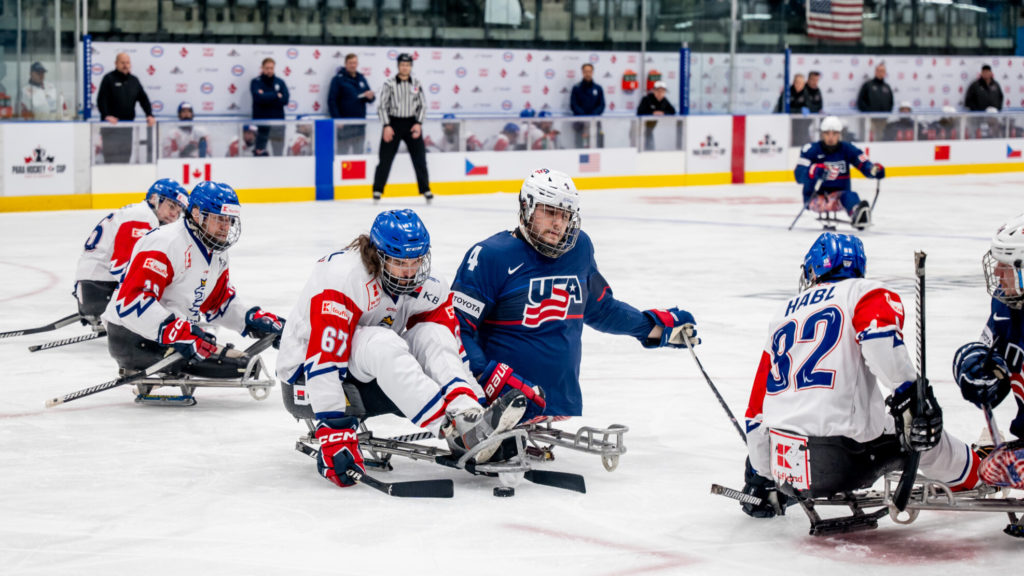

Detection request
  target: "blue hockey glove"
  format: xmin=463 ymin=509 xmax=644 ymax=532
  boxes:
xmin=807 ymin=163 xmax=828 ymax=182
xmin=741 ymin=457 xmax=790 ymax=518
xmin=243 ymin=306 xmax=286 ymax=348
xmin=953 ymin=342 xmax=1011 ymax=408
xmin=886 ymin=381 xmax=943 ymax=452
xmin=870 ymin=163 xmax=886 ymax=179
xmin=643 ymin=308 xmax=699 ymax=349
xmin=479 ymin=360 xmax=546 ymax=423
xmin=314 ymin=416 xmax=365 ymax=488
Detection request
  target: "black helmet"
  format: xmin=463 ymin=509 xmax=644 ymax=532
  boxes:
xmin=397 ymin=53 xmax=413 ymax=64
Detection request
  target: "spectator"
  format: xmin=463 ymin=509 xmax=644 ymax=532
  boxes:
xmin=920 ymin=106 xmax=960 ymax=141
xmin=161 ymin=102 xmax=209 ymax=158
xmin=227 ymin=124 xmax=258 ymax=157
xmin=773 ymin=73 xmax=806 ymax=114
xmin=965 ymin=64 xmax=1003 ymax=112
xmin=20 ymin=61 xmax=65 ymax=120
xmin=858 ymin=63 xmax=894 ymax=141
xmin=570 ymin=63 xmax=605 ymax=149
xmin=372 ymin=53 xmax=431 ymax=202
xmin=250 ymin=57 xmax=289 ymax=156
xmin=287 ymin=123 xmax=313 ymax=156
xmin=972 ymin=107 xmax=1005 ymax=140
xmin=526 ymin=111 xmax=560 ymax=150
xmin=482 ymin=123 xmax=521 ymax=151
xmin=637 ymin=80 xmax=676 ymax=151
xmin=96 ymin=53 xmax=156 ymax=164
xmin=804 ymin=71 xmax=824 ymax=113
xmin=328 ymin=53 xmax=375 ymax=156
xmin=425 ymin=113 xmax=460 ymax=153
xmin=883 ymin=101 xmax=915 ymax=142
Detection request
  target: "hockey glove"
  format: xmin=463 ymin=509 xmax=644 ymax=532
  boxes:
xmin=643 ymin=308 xmax=699 ymax=349
xmin=808 ymin=163 xmax=828 ymax=182
xmin=740 ymin=457 xmax=790 ymax=518
xmin=158 ymin=316 xmax=218 ymax=362
xmin=886 ymin=380 xmax=943 ymax=453
xmin=314 ymin=416 xmax=365 ymax=488
xmin=870 ymin=163 xmax=886 ymax=179
xmin=243 ymin=306 xmax=286 ymax=348
xmin=953 ymin=342 xmax=1011 ymax=408
xmin=979 ymin=439 xmax=1024 ymax=489
xmin=480 ymin=360 xmax=546 ymax=423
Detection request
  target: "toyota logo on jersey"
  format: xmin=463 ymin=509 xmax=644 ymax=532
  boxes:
xmin=522 ymin=276 xmax=583 ymax=327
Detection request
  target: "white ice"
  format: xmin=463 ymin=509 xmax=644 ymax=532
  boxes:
xmin=1 ymin=174 xmax=1021 ymax=574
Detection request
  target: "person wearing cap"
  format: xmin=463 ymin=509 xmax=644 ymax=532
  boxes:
xmin=482 ymin=122 xmax=521 ymax=151
xmin=20 ymin=61 xmax=65 ymax=120
xmin=526 ymin=110 xmax=559 ymax=150
xmin=965 ymin=64 xmax=1003 ymax=112
xmin=161 ymin=102 xmax=210 ymax=158
xmin=637 ymin=81 xmax=676 ymax=151
xmin=227 ymin=124 xmax=259 ymax=157
xmin=97 ymin=53 xmax=156 ymax=163
xmin=883 ymin=101 xmax=915 ymax=142
xmin=857 ymin=63 xmax=894 ymax=141
xmin=373 ymin=53 xmax=431 ymax=202
xmin=251 ymin=57 xmax=289 ymax=157
xmin=329 ymin=53 xmax=375 ymax=155
xmin=570 ymin=63 xmax=605 ymax=149
xmin=921 ymin=105 xmax=960 ymax=141
xmin=425 ymin=113 xmax=460 ymax=153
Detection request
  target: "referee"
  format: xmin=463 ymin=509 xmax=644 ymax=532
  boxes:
xmin=373 ymin=53 xmax=431 ymax=201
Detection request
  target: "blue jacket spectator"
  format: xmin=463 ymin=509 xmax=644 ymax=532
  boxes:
xmin=250 ymin=58 xmax=288 ymax=120
xmin=570 ymin=64 xmax=605 ymax=116
xmin=328 ymin=54 xmax=375 ymax=119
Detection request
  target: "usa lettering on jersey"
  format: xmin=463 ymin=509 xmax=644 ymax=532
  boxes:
xmin=522 ymin=276 xmax=583 ymax=327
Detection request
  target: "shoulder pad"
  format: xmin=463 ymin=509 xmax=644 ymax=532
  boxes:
xmin=801 ymin=143 xmax=812 ymax=153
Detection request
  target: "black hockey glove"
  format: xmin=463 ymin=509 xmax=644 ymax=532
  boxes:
xmin=740 ymin=457 xmax=790 ymax=518
xmin=953 ymin=342 xmax=1011 ymax=408
xmin=886 ymin=380 xmax=943 ymax=453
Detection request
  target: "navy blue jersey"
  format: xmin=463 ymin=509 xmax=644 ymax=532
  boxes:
xmin=794 ymin=141 xmax=876 ymax=196
xmin=451 ymin=230 xmax=651 ymax=416
xmin=982 ymin=298 xmax=1024 ymax=439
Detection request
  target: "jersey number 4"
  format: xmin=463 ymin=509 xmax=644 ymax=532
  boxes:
xmin=766 ymin=306 xmax=843 ymax=394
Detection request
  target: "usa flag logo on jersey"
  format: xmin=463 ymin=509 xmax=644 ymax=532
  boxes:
xmin=522 ymin=276 xmax=583 ymax=327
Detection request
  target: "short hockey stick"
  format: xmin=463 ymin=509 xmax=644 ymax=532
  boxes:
xmin=0 ymin=313 xmax=81 ymax=339
xmin=893 ymin=251 xmax=927 ymax=512
xmin=710 ymin=483 xmax=764 ymax=506
xmin=685 ymin=338 xmax=747 ymax=443
xmin=295 ymin=441 xmax=454 ymax=498
xmin=982 ymin=404 xmax=1006 ymax=450
xmin=29 ymin=331 xmax=106 ymax=352
xmin=871 ymin=178 xmax=881 ymax=211
xmin=788 ymin=179 xmax=824 ymax=231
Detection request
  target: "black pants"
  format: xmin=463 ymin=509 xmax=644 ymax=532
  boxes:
xmin=373 ymin=117 xmax=430 ymax=195
xmin=572 ymin=120 xmax=604 ymax=149
xmin=337 ymin=124 xmax=366 ymax=156
xmin=107 ymin=323 xmax=250 ymax=380
xmin=281 ymin=372 xmax=403 ymax=422
xmin=74 ymin=280 xmax=118 ymax=323
xmin=255 ymin=125 xmax=285 ymax=156
xmin=101 ymin=127 xmax=133 ymax=163
xmin=786 ymin=434 xmax=904 ymax=499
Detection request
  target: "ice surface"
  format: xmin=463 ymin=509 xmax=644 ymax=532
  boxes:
xmin=1 ymin=174 xmax=1021 ymax=574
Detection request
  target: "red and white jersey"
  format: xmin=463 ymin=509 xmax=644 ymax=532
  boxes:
xmin=482 ymin=133 xmax=512 ymax=151
xmin=276 ymin=249 xmax=466 ymax=417
xmin=526 ymin=125 xmax=557 ymax=150
xmin=226 ymin=136 xmax=254 ymax=158
xmin=287 ymin=133 xmax=312 ymax=156
xmin=101 ymin=219 xmax=248 ymax=341
xmin=161 ymin=126 xmax=208 ymax=158
xmin=745 ymin=278 xmax=916 ymax=473
xmin=75 ymin=201 xmax=160 ymax=282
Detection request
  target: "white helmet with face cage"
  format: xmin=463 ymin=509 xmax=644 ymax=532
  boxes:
xmin=518 ymin=168 xmax=581 ymax=259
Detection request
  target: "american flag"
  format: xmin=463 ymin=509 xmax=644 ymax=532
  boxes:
xmin=579 ymin=153 xmax=601 ymax=173
xmin=806 ymin=0 xmax=864 ymax=40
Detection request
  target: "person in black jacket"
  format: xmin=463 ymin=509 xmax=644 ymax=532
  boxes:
xmin=637 ymin=81 xmax=676 ymax=151
xmin=773 ymin=73 xmax=806 ymax=113
xmin=803 ymin=71 xmax=823 ymax=113
xmin=965 ymin=65 xmax=1003 ymax=112
xmin=328 ymin=54 xmax=375 ymax=155
xmin=96 ymin=53 xmax=155 ymax=164
xmin=250 ymin=58 xmax=289 ymax=157
xmin=858 ymin=63 xmax=894 ymax=140
xmin=570 ymin=63 xmax=605 ymax=149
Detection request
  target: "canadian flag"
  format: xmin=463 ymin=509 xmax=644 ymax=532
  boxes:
xmin=183 ymin=163 xmax=211 ymax=185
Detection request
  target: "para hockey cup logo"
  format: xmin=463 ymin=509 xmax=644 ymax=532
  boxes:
xmin=200 ymin=82 xmax=214 ymax=94
xmin=13 ymin=145 xmax=67 ymax=178
xmin=522 ymin=276 xmax=583 ymax=327
xmin=231 ymin=65 xmax=245 ymax=77
xmin=151 ymin=46 xmax=164 ymax=58
xmin=692 ymin=135 xmax=727 ymax=157
xmin=750 ymin=133 xmax=783 ymax=156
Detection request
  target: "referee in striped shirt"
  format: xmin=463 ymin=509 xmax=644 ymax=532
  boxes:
xmin=373 ymin=53 xmax=432 ymax=201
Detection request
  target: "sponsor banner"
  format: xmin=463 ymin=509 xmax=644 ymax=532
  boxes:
xmin=685 ymin=116 xmax=732 ymax=174
xmin=744 ymin=115 xmax=790 ymax=173
xmin=2 ymin=123 xmax=76 ymax=196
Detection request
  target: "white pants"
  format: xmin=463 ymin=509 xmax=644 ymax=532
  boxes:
xmin=348 ymin=324 xmax=483 ymax=436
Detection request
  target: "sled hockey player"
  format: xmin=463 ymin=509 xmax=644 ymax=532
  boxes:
xmin=74 ymin=178 xmax=189 ymax=330
xmin=794 ymin=116 xmax=885 ymax=230
xmin=952 ymin=214 xmax=1024 ymax=489
xmin=160 ymin=102 xmax=210 ymax=158
xmin=101 ymin=181 xmax=285 ymax=403
xmin=276 ymin=209 xmax=529 ymax=488
xmin=450 ymin=168 xmax=697 ymax=463
xmin=740 ymin=232 xmax=981 ymax=518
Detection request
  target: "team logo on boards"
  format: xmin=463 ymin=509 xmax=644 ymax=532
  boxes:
xmin=522 ymin=276 xmax=583 ymax=327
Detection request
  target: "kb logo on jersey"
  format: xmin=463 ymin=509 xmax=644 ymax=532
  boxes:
xmin=522 ymin=276 xmax=583 ymax=327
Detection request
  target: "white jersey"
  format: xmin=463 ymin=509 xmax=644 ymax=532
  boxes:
xmin=287 ymin=133 xmax=311 ymax=156
xmin=75 ymin=201 xmax=160 ymax=282
xmin=481 ymin=133 xmax=513 ymax=151
xmin=161 ymin=126 xmax=209 ymax=158
xmin=102 ymin=219 xmax=248 ymax=341
xmin=277 ymin=249 xmax=480 ymax=429
xmin=20 ymin=82 xmax=65 ymax=120
xmin=226 ymin=136 xmax=255 ymax=157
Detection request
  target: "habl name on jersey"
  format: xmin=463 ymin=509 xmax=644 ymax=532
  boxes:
xmin=785 ymin=285 xmax=836 ymax=316
xmin=524 ymin=276 xmax=583 ymax=327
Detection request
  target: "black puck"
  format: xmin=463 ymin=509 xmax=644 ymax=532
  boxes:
xmin=493 ymin=486 xmax=515 ymax=497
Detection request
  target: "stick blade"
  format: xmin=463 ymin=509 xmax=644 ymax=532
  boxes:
xmin=45 ymin=397 xmax=63 ymax=408
xmin=387 ymin=479 xmax=454 ymax=498
xmin=524 ymin=470 xmax=586 ymax=493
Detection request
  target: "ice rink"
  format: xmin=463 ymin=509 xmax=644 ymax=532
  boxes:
xmin=1 ymin=173 xmax=1021 ymax=574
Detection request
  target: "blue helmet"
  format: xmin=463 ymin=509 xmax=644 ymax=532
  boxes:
xmin=503 ymin=122 xmax=520 ymax=134
xmin=519 ymin=108 xmax=536 ymax=118
xmin=187 ymin=181 xmax=241 ymax=252
xmin=146 ymin=178 xmax=189 ymax=215
xmin=369 ymin=209 xmax=431 ymax=295
xmin=800 ymin=232 xmax=866 ymax=291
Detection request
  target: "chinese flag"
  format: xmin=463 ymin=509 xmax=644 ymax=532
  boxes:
xmin=341 ymin=160 xmax=366 ymax=179
xmin=934 ymin=145 xmax=950 ymax=161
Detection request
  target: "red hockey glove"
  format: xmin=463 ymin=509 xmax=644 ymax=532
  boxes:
xmin=480 ymin=361 xmax=546 ymax=422
xmin=870 ymin=163 xmax=886 ymax=179
xmin=314 ymin=416 xmax=365 ymax=488
xmin=158 ymin=316 xmax=217 ymax=362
